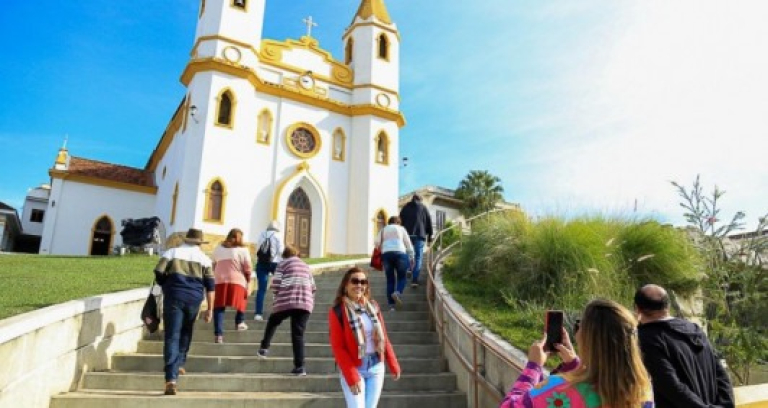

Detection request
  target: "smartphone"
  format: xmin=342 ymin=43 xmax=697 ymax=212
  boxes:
xmin=544 ymin=310 xmax=564 ymax=352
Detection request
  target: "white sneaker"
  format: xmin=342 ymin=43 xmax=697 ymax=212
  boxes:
xmin=237 ymin=322 xmax=248 ymax=331
xmin=254 ymin=314 xmax=264 ymax=321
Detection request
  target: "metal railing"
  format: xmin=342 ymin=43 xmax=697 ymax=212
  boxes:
xmin=424 ymin=209 xmax=524 ymax=408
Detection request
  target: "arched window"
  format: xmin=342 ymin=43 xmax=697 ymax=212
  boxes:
xmin=345 ymin=38 xmax=354 ymax=65
xmin=332 ymin=128 xmax=346 ymax=161
xmin=216 ymin=89 xmax=235 ymax=128
xmin=170 ymin=183 xmax=179 ymax=226
xmin=375 ymin=131 xmax=389 ymax=165
xmin=204 ymin=179 xmax=226 ymax=223
xmin=257 ymin=109 xmax=273 ymax=144
xmin=378 ymin=33 xmax=389 ymax=60
xmin=232 ymin=0 xmax=247 ymax=10
xmin=374 ymin=210 xmax=387 ymax=237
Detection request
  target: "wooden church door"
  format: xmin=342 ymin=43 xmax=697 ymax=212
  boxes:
xmin=90 ymin=216 xmax=113 ymax=256
xmin=285 ymin=188 xmax=312 ymax=257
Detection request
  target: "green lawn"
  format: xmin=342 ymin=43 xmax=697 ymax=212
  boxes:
xmin=0 ymin=254 xmax=157 ymax=320
xmin=0 ymin=253 xmax=367 ymax=321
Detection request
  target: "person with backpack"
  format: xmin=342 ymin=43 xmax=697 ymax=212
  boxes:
xmin=254 ymin=220 xmax=284 ymax=321
xmin=329 ymin=267 xmax=401 ymax=407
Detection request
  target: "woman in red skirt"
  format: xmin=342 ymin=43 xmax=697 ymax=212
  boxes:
xmin=212 ymin=228 xmax=253 ymax=343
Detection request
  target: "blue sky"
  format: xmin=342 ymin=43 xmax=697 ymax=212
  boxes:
xmin=1 ymin=1 xmax=766 ymax=230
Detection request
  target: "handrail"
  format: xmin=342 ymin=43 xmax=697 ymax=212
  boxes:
xmin=424 ymin=208 xmax=524 ymax=407
xmin=423 ymin=209 xmax=767 ymax=407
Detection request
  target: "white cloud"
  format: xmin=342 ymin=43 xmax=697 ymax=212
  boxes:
xmin=510 ymin=1 xmax=768 ymax=230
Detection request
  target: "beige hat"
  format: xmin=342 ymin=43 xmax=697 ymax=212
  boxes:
xmin=268 ymin=220 xmax=281 ymax=232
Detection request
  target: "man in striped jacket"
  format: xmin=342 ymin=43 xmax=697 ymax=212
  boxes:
xmin=256 ymin=244 xmax=316 ymax=376
xmin=153 ymin=228 xmax=215 ymax=395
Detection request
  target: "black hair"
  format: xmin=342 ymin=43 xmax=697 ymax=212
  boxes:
xmin=633 ymin=287 xmax=669 ymax=312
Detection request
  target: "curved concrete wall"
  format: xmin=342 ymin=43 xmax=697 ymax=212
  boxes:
xmin=0 ymin=259 xmax=367 ymax=408
xmin=0 ymin=288 xmax=148 ymax=408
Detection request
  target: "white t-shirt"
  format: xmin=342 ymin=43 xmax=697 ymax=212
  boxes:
xmin=360 ymin=312 xmax=376 ymax=355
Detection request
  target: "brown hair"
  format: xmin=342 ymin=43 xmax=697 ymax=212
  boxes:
xmin=282 ymin=244 xmax=299 ymax=259
xmin=566 ymin=299 xmax=651 ymax=408
xmin=222 ymin=228 xmax=245 ymax=248
xmin=333 ymin=267 xmax=371 ymax=306
xmin=388 ymin=216 xmax=401 ymax=225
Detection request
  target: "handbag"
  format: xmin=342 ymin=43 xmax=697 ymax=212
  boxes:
xmin=141 ymin=281 xmax=161 ymax=333
xmin=370 ymin=247 xmax=383 ymax=271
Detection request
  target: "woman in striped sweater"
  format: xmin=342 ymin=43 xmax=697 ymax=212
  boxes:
xmin=256 ymin=244 xmax=316 ymax=376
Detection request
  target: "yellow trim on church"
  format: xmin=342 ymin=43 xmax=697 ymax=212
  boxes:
xmin=49 ymin=170 xmax=158 ymax=195
xmin=343 ymin=21 xmax=400 ymax=41
xmin=271 ymin=162 xmax=330 ymax=257
xmin=179 ymin=58 xmax=406 ymax=128
xmin=88 ymin=214 xmax=116 ymax=256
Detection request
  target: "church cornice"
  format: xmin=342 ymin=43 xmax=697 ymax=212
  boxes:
xmin=343 ymin=21 xmax=400 ymax=41
xmin=179 ymin=58 xmax=406 ymax=127
xmin=49 ymin=170 xmax=158 ymax=195
xmin=189 ymin=35 xmax=354 ymax=89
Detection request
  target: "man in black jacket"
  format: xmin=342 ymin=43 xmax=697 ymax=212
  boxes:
xmin=634 ymin=285 xmax=734 ymax=408
xmin=398 ymin=194 xmax=433 ymax=287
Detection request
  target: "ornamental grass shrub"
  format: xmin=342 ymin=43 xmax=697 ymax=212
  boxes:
xmin=444 ymin=212 xmax=702 ymax=311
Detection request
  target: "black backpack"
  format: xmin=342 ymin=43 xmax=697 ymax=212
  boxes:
xmin=256 ymin=233 xmax=274 ymax=264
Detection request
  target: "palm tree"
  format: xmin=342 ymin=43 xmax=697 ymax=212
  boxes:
xmin=455 ymin=170 xmax=505 ymax=217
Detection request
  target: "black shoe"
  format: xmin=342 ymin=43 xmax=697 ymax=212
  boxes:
xmin=291 ymin=366 xmax=307 ymax=376
xmin=257 ymin=348 xmax=269 ymax=358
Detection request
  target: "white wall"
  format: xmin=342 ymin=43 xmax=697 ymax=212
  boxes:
xmin=40 ymin=182 xmax=155 ymax=255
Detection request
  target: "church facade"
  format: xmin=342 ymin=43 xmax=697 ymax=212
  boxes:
xmin=39 ymin=0 xmax=404 ymax=257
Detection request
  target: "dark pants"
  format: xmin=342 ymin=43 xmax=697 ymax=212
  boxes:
xmin=163 ymin=298 xmax=200 ymax=382
xmin=213 ymin=307 xmax=245 ymax=336
xmin=260 ymin=309 xmax=311 ymax=368
xmin=409 ymin=236 xmax=427 ymax=284
xmin=382 ymin=251 xmax=408 ymax=306
xmin=254 ymin=262 xmax=277 ymax=315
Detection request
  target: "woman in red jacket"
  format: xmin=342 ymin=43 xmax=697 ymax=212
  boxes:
xmin=329 ymin=267 xmax=401 ymax=407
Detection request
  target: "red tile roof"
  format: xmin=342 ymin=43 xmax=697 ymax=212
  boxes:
xmin=66 ymin=157 xmax=155 ymax=187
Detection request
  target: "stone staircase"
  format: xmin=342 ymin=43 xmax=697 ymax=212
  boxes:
xmin=50 ymin=268 xmax=467 ymax=408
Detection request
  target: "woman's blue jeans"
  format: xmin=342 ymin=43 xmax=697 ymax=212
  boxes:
xmin=382 ymin=251 xmax=408 ymax=307
xmin=254 ymin=261 xmax=276 ymax=315
xmin=339 ymin=354 xmax=385 ymax=408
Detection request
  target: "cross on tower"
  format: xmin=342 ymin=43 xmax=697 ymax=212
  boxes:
xmin=302 ymin=16 xmax=318 ymax=37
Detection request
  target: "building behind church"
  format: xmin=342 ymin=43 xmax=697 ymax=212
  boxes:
xmin=35 ymin=0 xmax=405 ymax=257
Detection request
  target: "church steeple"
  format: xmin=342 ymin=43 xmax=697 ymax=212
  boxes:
xmin=351 ymin=0 xmax=392 ymax=24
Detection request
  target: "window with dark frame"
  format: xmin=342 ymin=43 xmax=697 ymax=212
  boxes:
xmin=436 ymin=210 xmax=446 ymax=231
xmin=208 ymin=181 xmax=223 ymax=221
xmin=217 ymin=91 xmax=233 ymax=126
xmin=378 ymin=33 xmax=389 ymax=59
xmin=233 ymin=0 xmax=246 ymax=9
xmin=30 ymin=209 xmax=45 ymax=223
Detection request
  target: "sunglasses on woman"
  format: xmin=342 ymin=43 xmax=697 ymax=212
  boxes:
xmin=350 ymin=277 xmax=369 ymax=286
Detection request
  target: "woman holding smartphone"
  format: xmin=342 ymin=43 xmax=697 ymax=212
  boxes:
xmin=499 ymin=299 xmax=654 ymax=408
xmin=329 ymin=267 xmax=401 ymax=408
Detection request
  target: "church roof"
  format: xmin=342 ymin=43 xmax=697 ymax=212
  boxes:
xmin=352 ymin=0 xmax=392 ymax=24
xmin=67 ymin=157 xmax=155 ymax=188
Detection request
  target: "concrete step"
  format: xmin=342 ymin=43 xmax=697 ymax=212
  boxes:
xmin=137 ymin=340 xmax=442 ymax=358
xmin=111 ymin=354 xmax=447 ymax=374
xmin=178 ymin=319 xmax=434 ymax=336
xmin=81 ymin=372 xmax=457 ymax=393
xmin=241 ymin=300 xmax=431 ymax=312
xmin=51 ymin=390 xmax=467 ymax=408
xmin=188 ymin=330 xmax=438 ymax=344
xmin=204 ymin=310 xmax=431 ymax=323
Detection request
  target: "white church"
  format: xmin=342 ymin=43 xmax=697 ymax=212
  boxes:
xmin=37 ymin=0 xmax=405 ymax=257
